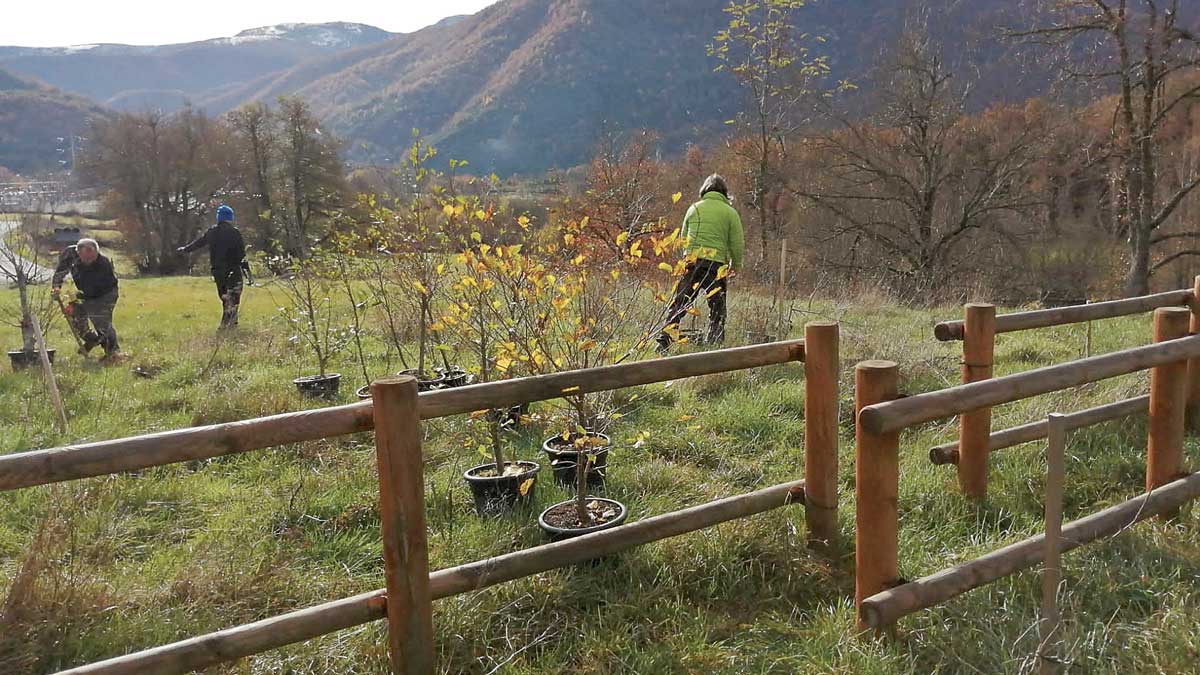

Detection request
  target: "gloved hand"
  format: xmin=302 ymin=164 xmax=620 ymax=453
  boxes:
xmin=51 ymin=286 xmax=61 ymax=298
xmin=176 ymin=246 xmax=187 ymax=253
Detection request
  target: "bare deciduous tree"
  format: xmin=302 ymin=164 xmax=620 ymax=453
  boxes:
xmin=1010 ymin=0 xmax=1200 ymax=295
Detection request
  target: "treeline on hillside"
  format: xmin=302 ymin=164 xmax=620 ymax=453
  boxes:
xmin=79 ymin=0 xmax=1200 ymax=302
xmin=79 ymin=98 xmax=347 ymax=274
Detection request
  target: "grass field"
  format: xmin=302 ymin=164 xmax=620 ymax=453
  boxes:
xmin=1 ymin=276 xmax=1198 ymax=674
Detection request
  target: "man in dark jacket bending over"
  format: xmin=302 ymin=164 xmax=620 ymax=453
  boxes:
xmin=179 ymin=204 xmax=247 ymax=330
xmin=52 ymin=237 xmax=121 ymax=360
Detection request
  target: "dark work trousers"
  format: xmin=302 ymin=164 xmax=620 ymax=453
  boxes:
xmin=215 ymin=268 xmax=243 ymax=330
xmin=658 ymin=258 xmax=728 ymax=348
xmin=70 ymin=289 xmax=120 ymax=355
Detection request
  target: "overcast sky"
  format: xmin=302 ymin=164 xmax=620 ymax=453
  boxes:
xmin=1 ymin=1 xmax=498 ymax=48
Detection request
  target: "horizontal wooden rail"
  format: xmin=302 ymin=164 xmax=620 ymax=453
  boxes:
xmin=929 ymin=395 xmax=1149 ymax=465
xmin=859 ymin=470 xmax=1200 ymax=628
xmin=934 ymin=290 xmax=1193 ymax=341
xmin=59 ymin=479 xmax=805 ymax=675
xmin=860 ymin=335 xmax=1200 ymax=435
xmin=1 ymin=341 xmax=804 ymax=493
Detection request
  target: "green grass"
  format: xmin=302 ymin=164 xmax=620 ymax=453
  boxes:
xmin=1 ymin=278 xmax=1199 ymax=674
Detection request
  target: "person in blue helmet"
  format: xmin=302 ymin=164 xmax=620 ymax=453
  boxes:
xmin=178 ymin=204 xmax=247 ymax=330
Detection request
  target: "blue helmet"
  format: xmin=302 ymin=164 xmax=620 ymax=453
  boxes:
xmin=216 ymin=204 xmax=235 ymax=224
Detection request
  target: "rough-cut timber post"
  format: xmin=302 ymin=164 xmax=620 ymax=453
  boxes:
xmin=804 ymin=322 xmax=839 ymax=551
xmin=1039 ymin=414 xmax=1067 ymax=674
xmin=371 ymin=375 xmax=434 ymax=675
xmin=959 ymin=303 xmax=996 ymax=499
xmin=1148 ymin=307 xmax=1190 ymax=497
xmin=855 ymin=360 xmax=899 ymax=632
xmin=1187 ymin=276 xmax=1200 ymax=431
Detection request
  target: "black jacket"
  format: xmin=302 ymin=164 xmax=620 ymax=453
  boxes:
xmin=52 ymin=246 xmax=118 ymax=299
xmin=182 ymin=222 xmax=246 ymax=279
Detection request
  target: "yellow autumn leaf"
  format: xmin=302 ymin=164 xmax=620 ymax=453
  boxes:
xmin=610 ymin=269 xmax=620 ymax=280
xmin=496 ymin=356 xmax=512 ymax=371
xmin=412 ymin=281 xmax=428 ymax=295
xmin=657 ymin=262 xmax=673 ymax=272
xmin=630 ymin=241 xmax=643 ymax=258
xmin=474 ymin=209 xmax=487 ymax=221
xmin=686 ymin=307 xmax=701 ymax=316
xmin=706 ymin=286 xmax=722 ymax=298
xmin=672 ymin=192 xmax=683 ymax=204
xmin=518 ymin=478 xmax=534 ymax=496
xmin=572 ymin=254 xmax=586 ymax=265
xmin=716 ymin=265 xmax=730 ymax=280
xmin=518 ymin=215 xmax=530 ymax=228
xmin=616 ymin=231 xmax=629 ymax=247
xmin=470 ymin=231 xmax=482 ymax=243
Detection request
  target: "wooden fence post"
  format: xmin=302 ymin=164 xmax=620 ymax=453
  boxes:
xmin=855 ymin=360 xmax=899 ymax=632
xmin=804 ymin=322 xmax=839 ymax=551
xmin=1148 ymin=307 xmax=1190 ymax=499
xmin=371 ymin=375 xmax=434 ymax=674
xmin=959 ymin=303 xmax=996 ymax=499
xmin=1187 ymin=275 xmax=1200 ymax=431
xmin=1039 ymin=414 xmax=1067 ymax=675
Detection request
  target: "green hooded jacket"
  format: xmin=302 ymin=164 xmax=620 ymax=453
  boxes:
xmin=680 ymin=191 xmax=745 ymax=271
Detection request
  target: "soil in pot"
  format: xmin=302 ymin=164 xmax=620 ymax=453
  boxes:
xmin=8 ymin=348 xmax=55 ymax=370
xmin=294 ymin=373 xmax=342 ymax=398
xmin=542 ymin=432 xmax=609 ymax=488
xmin=463 ymin=460 xmax=540 ymax=516
xmin=538 ymin=498 xmax=628 ymax=542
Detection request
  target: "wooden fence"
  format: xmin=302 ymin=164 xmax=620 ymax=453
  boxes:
xmin=929 ymin=279 xmax=1200 ymax=498
xmin=1 ymin=329 xmax=841 ymax=675
xmin=853 ymin=307 xmax=1200 ymax=631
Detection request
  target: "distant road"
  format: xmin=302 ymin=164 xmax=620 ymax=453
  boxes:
xmin=0 ymin=214 xmax=53 ymax=284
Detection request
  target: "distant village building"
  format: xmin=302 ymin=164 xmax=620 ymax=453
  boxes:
xmin=52 ymin=227 xmax=82 ymax=247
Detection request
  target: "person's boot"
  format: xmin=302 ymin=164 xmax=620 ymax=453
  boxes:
xmin=655 ymin=335 xmax=671 ymax=356
xmin=79 ymin=332 xmax=99 ymax=355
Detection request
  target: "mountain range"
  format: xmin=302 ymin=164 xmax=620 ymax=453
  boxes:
xmin=0 ymin=0 xmax=1050 ymax=175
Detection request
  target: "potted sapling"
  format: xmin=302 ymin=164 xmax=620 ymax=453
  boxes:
xmin=507 ymin=217 xmax=670 ymax=538
xmin=274 ymin=254 xmax=350 ymax=398
xmin=447 ymin=240 xmax=540 ymax=516
xmin=2 ymin=214 xmax=59 ymax=369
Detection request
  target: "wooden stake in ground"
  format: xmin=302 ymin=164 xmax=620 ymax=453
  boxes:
xmin=855 ymin=360 xmax=899 ymax=632
xmin=371 ymin=375 xmax=434 ymax=674
xmin=31 ymin=314 xmax=67 ymax=432
xmin=959 ymin=303 xmax=995 ymax=499
xmin=804 ymin=322 xmax=839 ymax=551
xmin=1147 ymin=307 xmax=1189 ymax=498
xmin=1187 ymin=276 xmax=1200 ymax=431
xmin=1039 ymin=413 xmax=1066 ymax=675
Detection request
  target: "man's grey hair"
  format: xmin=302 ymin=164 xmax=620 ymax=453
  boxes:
xmin=76 ymin=238 xmax=100 ymax=254
xmin=699 ymin=174 xmax=729 ymax=198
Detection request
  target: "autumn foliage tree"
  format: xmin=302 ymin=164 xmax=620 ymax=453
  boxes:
xmin=1011 ymin=0 xmax=1200 ymax=295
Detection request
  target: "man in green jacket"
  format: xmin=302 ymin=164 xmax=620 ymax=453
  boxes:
xmin=657 ymin=174 xmax=745 ymax=353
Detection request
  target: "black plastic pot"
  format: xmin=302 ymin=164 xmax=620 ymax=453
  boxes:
xmin=437 ymin=366 xmax=469 ymax=388
xmin=355 ymin=385 xmax=372 ymax=400
xmin=293 ymin=373 xmax=342 ymax=398
xmin=542 ymin=432 xmax=610 ymax=488
xmin=398 ymin=368 xmax=446 ymax=391
xmin=463 ymin=460 xmax=541 ymax=516
xmin=8 ymin=348 xmax=55 ymax=370
xmin=537 ymin=497 xmax=628 ymax=542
